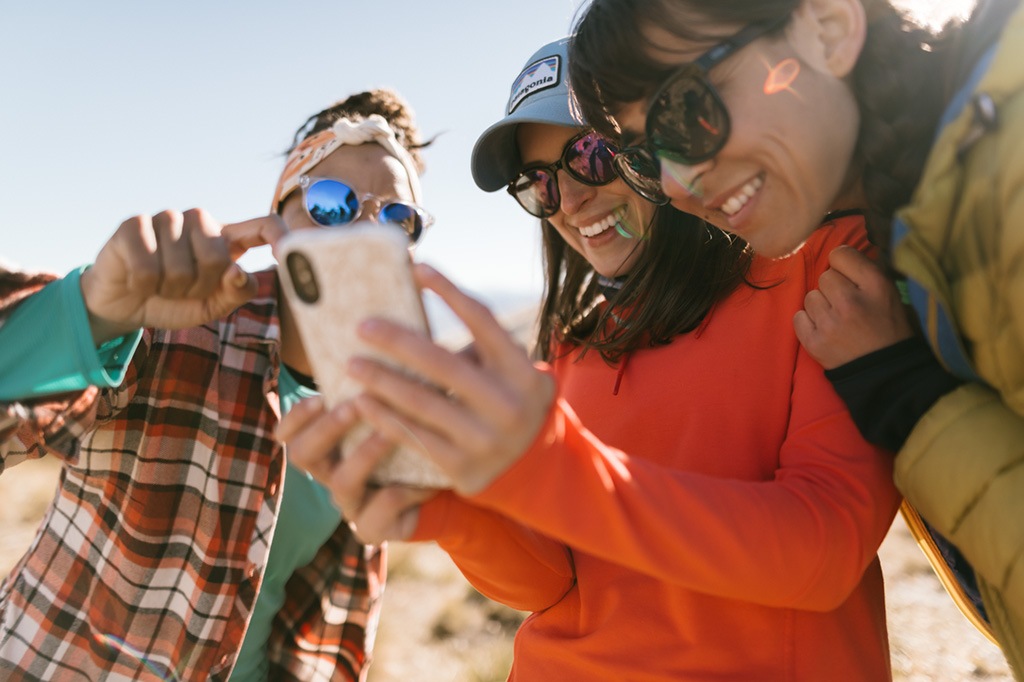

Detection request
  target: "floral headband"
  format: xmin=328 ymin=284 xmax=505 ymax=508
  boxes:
xmin=272 ymin=114 xmax=423 ymax=212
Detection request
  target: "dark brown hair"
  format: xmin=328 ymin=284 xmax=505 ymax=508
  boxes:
xmin=535 ymin=201 xmax=751 ymax=363
xmin=569 ymin=0 xmax=960 ymax=252
xmin=288 ymin=88 xmax=429 ymax=173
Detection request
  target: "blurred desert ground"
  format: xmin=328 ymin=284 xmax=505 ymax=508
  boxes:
xmin=0 ymin=307 xmax=1014 ymax=681
xmin=1 ymin=458 xmax=1012 ymax=681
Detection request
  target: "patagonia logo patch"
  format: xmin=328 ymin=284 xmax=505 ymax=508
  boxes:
xmin=508 ymin=55 xmax=560 ymax=114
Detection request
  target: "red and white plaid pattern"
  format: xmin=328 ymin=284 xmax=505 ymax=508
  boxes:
xmin=0 ymin=269 xmax=383 ymax=681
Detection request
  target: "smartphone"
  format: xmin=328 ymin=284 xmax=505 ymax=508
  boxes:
xmin=276 ymin=224 xmax=451 ymax=489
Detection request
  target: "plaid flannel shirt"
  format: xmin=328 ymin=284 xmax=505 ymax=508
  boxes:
xmin=0 ymin=268 xmax=384 ymax=681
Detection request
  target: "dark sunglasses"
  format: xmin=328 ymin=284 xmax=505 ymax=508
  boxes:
xmin=614 ymin=16 xmax=790 ymax=202
xmin=507 ymin=130 xmax=619 ymax=218
xmin=295 ymin=176 xmax=434 ymax=243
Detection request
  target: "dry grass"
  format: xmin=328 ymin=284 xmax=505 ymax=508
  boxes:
xmin=878 ymin=516 xmax=1012 ymax=681
xmin=368 ymin=543 xmax=520 ymax=682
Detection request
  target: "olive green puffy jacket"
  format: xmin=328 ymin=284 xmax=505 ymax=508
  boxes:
xmin=892 ymin=2 xmax=1024 ymax=676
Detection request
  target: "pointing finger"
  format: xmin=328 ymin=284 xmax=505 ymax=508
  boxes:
xmin=222 ymin=214 xmax=289 ymax=260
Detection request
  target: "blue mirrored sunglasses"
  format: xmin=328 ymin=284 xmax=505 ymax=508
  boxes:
xmin=298 ymin=176 xmax=433 ymax=243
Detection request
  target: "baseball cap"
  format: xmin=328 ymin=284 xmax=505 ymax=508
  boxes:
xmin=471 ymin=37 xmax=584 ymax=192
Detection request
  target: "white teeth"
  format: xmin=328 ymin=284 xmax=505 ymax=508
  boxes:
xmin=720 ymin=176 xmax=764 ymax=217
xmin=578 ymin=213 xmax=618 ymax=237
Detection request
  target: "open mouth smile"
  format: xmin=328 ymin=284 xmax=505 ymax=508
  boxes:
xmin=719 ymin=175 xmax=764 ymax=217
xmin=577 ymin=211 xmax=622 ymax=237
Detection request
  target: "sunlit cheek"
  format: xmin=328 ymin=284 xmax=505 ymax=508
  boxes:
xmin=658 ymin=156 xmax=706 ymax=200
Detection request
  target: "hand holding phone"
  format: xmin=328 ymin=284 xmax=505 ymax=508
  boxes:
xmin=276 ymin=224 xmax=451 ymax=488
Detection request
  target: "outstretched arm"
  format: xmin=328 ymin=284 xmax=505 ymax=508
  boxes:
xmin=1 ymin=210 xmax=285 ymax=470
xmin=346 ymin=263 xmax=900 ymax=611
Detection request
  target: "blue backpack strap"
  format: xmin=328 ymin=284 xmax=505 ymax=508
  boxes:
xmin=891 ymin=44 xmax=997 ymax=385
xmin=939 ymin=44 xmax=998 ymax=130
xmin=891 ymin=219 xmax=982 ymax=383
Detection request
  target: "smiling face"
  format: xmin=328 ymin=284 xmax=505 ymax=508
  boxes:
xmin=612 ymin=2 xmax=866 ymax=257
xmin=516 ymin=123 xmax=656 ymax=278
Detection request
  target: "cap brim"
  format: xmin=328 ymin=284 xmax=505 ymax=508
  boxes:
xmin=470 ymin=119 xmax=521 ymax=193
xmin=471 ymin=90 xmax=584 ymax=192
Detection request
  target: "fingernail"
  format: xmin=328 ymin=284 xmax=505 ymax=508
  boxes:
xmin=230 ymin=265 xmax=249 ymax=288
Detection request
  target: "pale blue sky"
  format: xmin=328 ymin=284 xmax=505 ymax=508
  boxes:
xmin=0 ymin=0 xmax=970 ymax=304
xmin=1 ymin=0 xmax=587 ymax=303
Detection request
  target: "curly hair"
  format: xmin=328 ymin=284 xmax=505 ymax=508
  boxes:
xmin=849 ymin=3 xmax=956 ymax=251
xmin=569 ymin=0 xmax=963 ymax=254
xmin=287 ymin=88 xmax=429 ymax=173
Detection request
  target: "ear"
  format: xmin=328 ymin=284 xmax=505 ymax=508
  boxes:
xmin=790 ymin=0 xmax=866 ymax=78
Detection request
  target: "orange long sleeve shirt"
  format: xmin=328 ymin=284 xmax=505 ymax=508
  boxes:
xmin=414 ymin=216 xmax=901 ymax=681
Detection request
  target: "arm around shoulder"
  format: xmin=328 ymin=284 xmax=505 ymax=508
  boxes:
xmin=896 ymin=382 xmax=1024 ymax=615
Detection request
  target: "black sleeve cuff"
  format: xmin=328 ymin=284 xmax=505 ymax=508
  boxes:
xmin=824 ymin=337 xmax=964 ymax=453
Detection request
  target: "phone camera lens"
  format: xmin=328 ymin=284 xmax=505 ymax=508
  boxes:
xmin=286 ymin=251 xmax=320 ymax=303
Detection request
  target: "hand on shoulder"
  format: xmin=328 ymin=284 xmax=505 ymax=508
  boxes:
xmin=794 ymin=245 xmax=914 ymax=369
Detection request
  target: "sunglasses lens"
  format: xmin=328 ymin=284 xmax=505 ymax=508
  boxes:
xmin=614 ymin=149 xmax=668 ymax=205
xmin=511 ymin=170 xmax=559 ymax=218
xmin=564 ymin=133 xmax=618 ymax=185
xmin=648 ymin=72 xmax=729 ymax=165
xmin=306 ymin=179 xmax=359 ymax=226
xmin=379 ymin=203 xmax=427 ymax=242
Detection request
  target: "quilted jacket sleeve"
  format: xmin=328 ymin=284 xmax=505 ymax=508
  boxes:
xmin=893 ymin=28 xmax=1024 ymax=625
